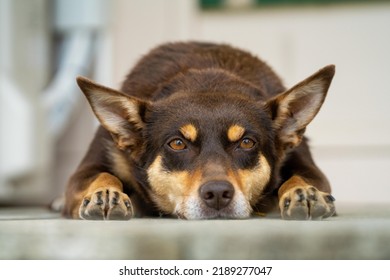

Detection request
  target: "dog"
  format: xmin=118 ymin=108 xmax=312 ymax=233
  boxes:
xmin=63 ymin=42 xmax=336 ymax=220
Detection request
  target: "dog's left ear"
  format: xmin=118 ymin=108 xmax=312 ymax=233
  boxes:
xmin=266 ymin=65 xmax=335 ymax=150
xmin=76 ymin=76 xmax=149 ymax=152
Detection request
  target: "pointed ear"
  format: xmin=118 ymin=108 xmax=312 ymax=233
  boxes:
xmin=266 ymin=65 xmax=335 ymax=150
xmin=76 ymin=76 xmax=149 ymax=151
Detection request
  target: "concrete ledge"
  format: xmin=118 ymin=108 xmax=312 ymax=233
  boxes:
xmin=0 ymin=204 xmax=389 ymax=259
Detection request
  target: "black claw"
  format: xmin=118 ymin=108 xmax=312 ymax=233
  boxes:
xmin=83 ymin=198 xmax=90 ymax=207
xmin=284 ymin=198 xmax=291 ymax=208
xmin=95 ymin=191 xmax=104 ymax=205
xmin=309 ymin=189 xmax=317 ymax=201
xmin=297 ymin=190 xmax=306 ymax=202
xmin=112 ymin=192 xmax=119 ymax=205
xmin=326 ymin=194 xmax=336 ymax=202
xmin=295 ymin=189 xmax=306 ymax=202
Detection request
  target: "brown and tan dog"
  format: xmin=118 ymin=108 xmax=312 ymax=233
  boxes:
xmin=63 ymin=42 xmax=336 ymax=220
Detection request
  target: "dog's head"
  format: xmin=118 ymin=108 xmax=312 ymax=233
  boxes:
xmin=77 ymin=65 xmax=334 ymax=219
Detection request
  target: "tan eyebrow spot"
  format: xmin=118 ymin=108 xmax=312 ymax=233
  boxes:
xmin=227 ymin=125 xmax=245 ymax=142
xmin=180 ymin=124 xmax=197 ymax=142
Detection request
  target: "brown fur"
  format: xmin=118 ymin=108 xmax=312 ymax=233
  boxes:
xmin=63 ymin=42 xmax=336 ymax=220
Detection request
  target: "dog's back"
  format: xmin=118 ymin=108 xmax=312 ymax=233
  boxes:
xmin=120 ymin=42 xmax=285 ymax=101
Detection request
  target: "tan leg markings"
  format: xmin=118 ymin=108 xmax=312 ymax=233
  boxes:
xmin=78 ymin=172 xmax=133 ymax=220
xmin=278 ymin=176 xmax=335 ymax=220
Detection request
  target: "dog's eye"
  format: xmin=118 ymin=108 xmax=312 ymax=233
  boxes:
xmin=239 ymin=138 xmax=255 ymax=150
xmin=168 ymin=138 xmax=187 ymax=151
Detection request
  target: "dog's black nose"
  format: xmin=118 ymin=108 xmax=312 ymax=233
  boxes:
xmin=199 ymin=181 xmax=234 ymax=210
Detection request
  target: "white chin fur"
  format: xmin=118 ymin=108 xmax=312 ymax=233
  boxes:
xmin=176 ymin=192 xmax=252 ymax=220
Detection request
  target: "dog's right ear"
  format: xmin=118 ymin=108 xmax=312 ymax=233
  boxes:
xmin=76 ymin=76 xmax=148 ymax=151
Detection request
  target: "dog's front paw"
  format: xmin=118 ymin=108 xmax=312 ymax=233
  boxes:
xmin=279 ymin=184 xmax=335 ymax=220
xmin=78 ymin=173 xmax=133 ymax=220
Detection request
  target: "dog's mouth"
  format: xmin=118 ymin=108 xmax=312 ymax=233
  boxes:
xmin=177 ymin=210 xmax=249 ymax=220
xmin=175 ymin=201 xmax=252 ymax=220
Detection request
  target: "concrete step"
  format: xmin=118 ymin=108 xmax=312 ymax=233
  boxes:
xmin=0 ymin=204 xmax=389 ymax=259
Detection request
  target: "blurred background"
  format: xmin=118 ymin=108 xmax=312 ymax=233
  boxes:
xmin=0 ymin=0 xmax=389 ymax=207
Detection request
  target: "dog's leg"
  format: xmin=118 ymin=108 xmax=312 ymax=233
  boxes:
xmin=278 ymin=141 xmax=336 ymax=220
xmin=77 ymin=172 xmax=133 ymax=220
xmin=64 ymin=169 xmax=133 ymax=220
xmin=65 ymin=172 xmax=134 ymax=220
xmin=264 ymin=65 xmax=336 ymax=220
xmin=63 ymin=129 xmax=133 ymax=220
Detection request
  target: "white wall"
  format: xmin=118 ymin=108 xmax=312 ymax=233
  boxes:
xmin=0 ymin=0 xmax=53 ymax=204
xmin=196 ymin=5 xmax=390 ymax=148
